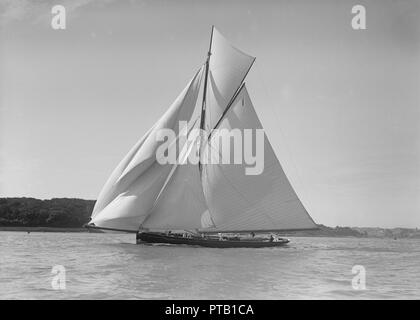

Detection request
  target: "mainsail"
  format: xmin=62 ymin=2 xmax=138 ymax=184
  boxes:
xmin=88 ymin=27 xmax=316 ymax=233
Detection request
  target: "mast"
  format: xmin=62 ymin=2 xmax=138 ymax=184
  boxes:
xmin=88 ymin=27 xmax=318 ymax=234
xmin=198 ymin=25 xmax=214 ymax=172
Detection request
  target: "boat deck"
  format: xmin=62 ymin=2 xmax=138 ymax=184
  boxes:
xmin=137 ymin=232 xmax=290 ymax=248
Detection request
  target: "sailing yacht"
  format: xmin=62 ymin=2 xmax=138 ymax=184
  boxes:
xmin=86 ymin=27 xmax=317 ymax=248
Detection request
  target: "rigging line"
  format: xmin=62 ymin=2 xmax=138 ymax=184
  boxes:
xmin=208 ymin=82 xmax=246 ymax=140
xmin=207 ymin=57 xmax=256 ymax=141
xmin=85 ymin=225 xmax=138 ymax=233
xmin=198 ymin=25 xmax=214 ymax=173
xmin=253 ymin=63 xmax=316 ymax=226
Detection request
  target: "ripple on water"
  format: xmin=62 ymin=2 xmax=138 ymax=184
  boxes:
xmin=0 ymin=233 xmax=419 ymax=299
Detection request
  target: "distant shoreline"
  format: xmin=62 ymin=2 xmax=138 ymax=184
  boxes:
xmin=0 ymin=227 xmax=419 ymax=240
xmin=1 ymin=197 xmax=419 ymax=238
xmin=0 ymin=227 xmax=100 ymax=233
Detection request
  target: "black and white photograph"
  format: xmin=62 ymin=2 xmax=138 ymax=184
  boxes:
xmin=0 ymin=0 xmax=419 ymax=303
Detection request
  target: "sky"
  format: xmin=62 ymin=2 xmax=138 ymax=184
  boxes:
xmin=0 ymin=0 xmax=419 ymax=228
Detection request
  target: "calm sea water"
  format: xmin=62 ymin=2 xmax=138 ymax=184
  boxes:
xmin=0 ymin=232 xmax=419 ymax=299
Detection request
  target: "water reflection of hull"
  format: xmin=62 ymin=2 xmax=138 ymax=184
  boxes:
xmin=136 ymin=232 xmax=289 ymax=248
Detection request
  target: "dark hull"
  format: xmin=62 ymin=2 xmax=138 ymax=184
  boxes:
xmin=137 ymin=232 xmax=289 ymax=248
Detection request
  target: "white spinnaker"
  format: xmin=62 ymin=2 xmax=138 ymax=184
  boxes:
xmin=205 ymin=28 xmax=255 ymax=131
xmin=141 ymin=135 xmax=208 ymax=230
xmin=89 ymin=67 xmax=204 ymax=231
xmin=201 ymin=85 xmax=317 ymax=232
